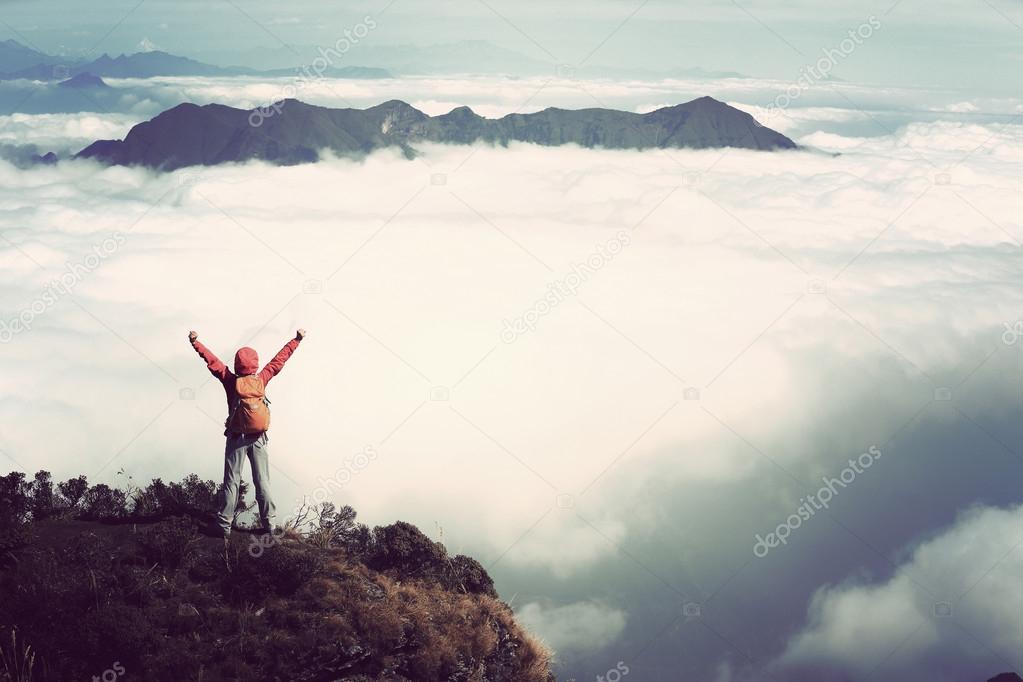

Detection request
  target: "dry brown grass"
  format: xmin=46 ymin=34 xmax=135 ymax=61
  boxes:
xmin=296 ymin=557 xmax=553 ymax=681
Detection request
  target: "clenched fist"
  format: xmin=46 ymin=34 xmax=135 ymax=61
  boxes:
xmin=188 ymin=331 xmax=198 ymax=343
xmin=296 ymin=329 xmax=307 ymax=340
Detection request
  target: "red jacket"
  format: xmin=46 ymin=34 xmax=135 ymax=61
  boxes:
xmin=192 ymin=338 xmax=301 ymax=434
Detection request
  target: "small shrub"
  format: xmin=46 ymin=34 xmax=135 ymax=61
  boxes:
xmin=0 ymin=472 xmax=30 ymax=524
xmin=187 ymin=552 xmax=224 ymax=583
xmin=341 ymin=523 xmax=372 ymax=559
xmin=78 ymin=603 xmax=153 ymax=670
xmin=365 ymin=521 xmax=447 ymax=579
xmin=28 ymin=471 xmax=56 ymax=521
xmin=172 ymin=474 xmax=218 ymax=511
xmin=0 ymin=525 xmax=29 ymax=558
xmin=223 ymin=542 xmax=322 ymax=603
xmin=79 ymin=484 xmax=128 ymax=521
xmin=129 ymin=475 xmax=217 ymax=520
xmin=446 ymin=555 xmax=497 ymax=598
xmin=260 ymin=542 xmax=322 ymax=595
xmin=0 ymin=473 xmax=31 ymax=557
xmin=57 ymin=475 xmax=88 ymax=510
xmin=136 ymin=517 xmax=200 ymax=571
xmin=129 ymin=477 xmax=169 ymax=517
xmin=296 ymin=502 xmax=373 ymax=559
xmin=65 ymin=532 xmax=118 ymax=572
xmin=362 ymin=523 xmax=496 ymax=596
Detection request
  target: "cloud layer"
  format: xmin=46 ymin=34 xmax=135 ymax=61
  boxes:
xmin=777 ymin=504 xmax=1023 ymax=679
xmin=517 ymin=600 xmax=627 ymax=656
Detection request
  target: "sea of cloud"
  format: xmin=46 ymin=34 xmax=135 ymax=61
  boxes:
xmin=1 ymin=76 xmax=1021 ymax=680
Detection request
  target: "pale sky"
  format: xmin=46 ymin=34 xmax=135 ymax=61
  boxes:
xmin=0 ymin=0 xmax=1020 ymax=90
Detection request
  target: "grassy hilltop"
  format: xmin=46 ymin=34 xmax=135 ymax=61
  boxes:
xmin=0 ymin=470 xmax=553 ymax=682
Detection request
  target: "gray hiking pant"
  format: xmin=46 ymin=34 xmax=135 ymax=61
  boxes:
xmin=216 ymin=432 xmax=276 ymax=535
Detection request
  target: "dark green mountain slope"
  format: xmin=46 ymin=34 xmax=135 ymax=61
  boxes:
xmin=76 ymin=97 xmax=796 ymax=170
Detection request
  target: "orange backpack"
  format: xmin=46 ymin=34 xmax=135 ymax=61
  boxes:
xmin=226 ymin=375 xmax=271 ymax=434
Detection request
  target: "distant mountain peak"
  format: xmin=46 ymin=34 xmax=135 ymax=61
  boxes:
xmin=371 ymin=99 xmax=420 ymax=112
xmin=444 ymin=105 xmax=478 ymax=117
xmin=57 ymin=72 xmax=109 ymax=89
xmin=657 ymin=95 xmax=724 ymax=110
xmin=77 ymin=97 xmax=797 ymax=171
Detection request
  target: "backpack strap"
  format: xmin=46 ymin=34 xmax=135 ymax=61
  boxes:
xmin=225 ymin=375 xmax=247 ymax=431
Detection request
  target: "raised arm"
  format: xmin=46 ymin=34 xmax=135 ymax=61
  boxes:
xmin=188 ymin=331 xmax=231 ymax=383
xmin=259 ymin=329 xmax=306 ymax=385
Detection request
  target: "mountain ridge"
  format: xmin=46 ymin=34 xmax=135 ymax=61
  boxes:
xmin=193 ymin=39 xmax=752 ymax=79
xmin=0 ymin=43 xmax=392 ymax=81
xmin=0 ymin=38 xmax=62 ymax=72
xmin=76 ymin=96 xmax=796 ymax=170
